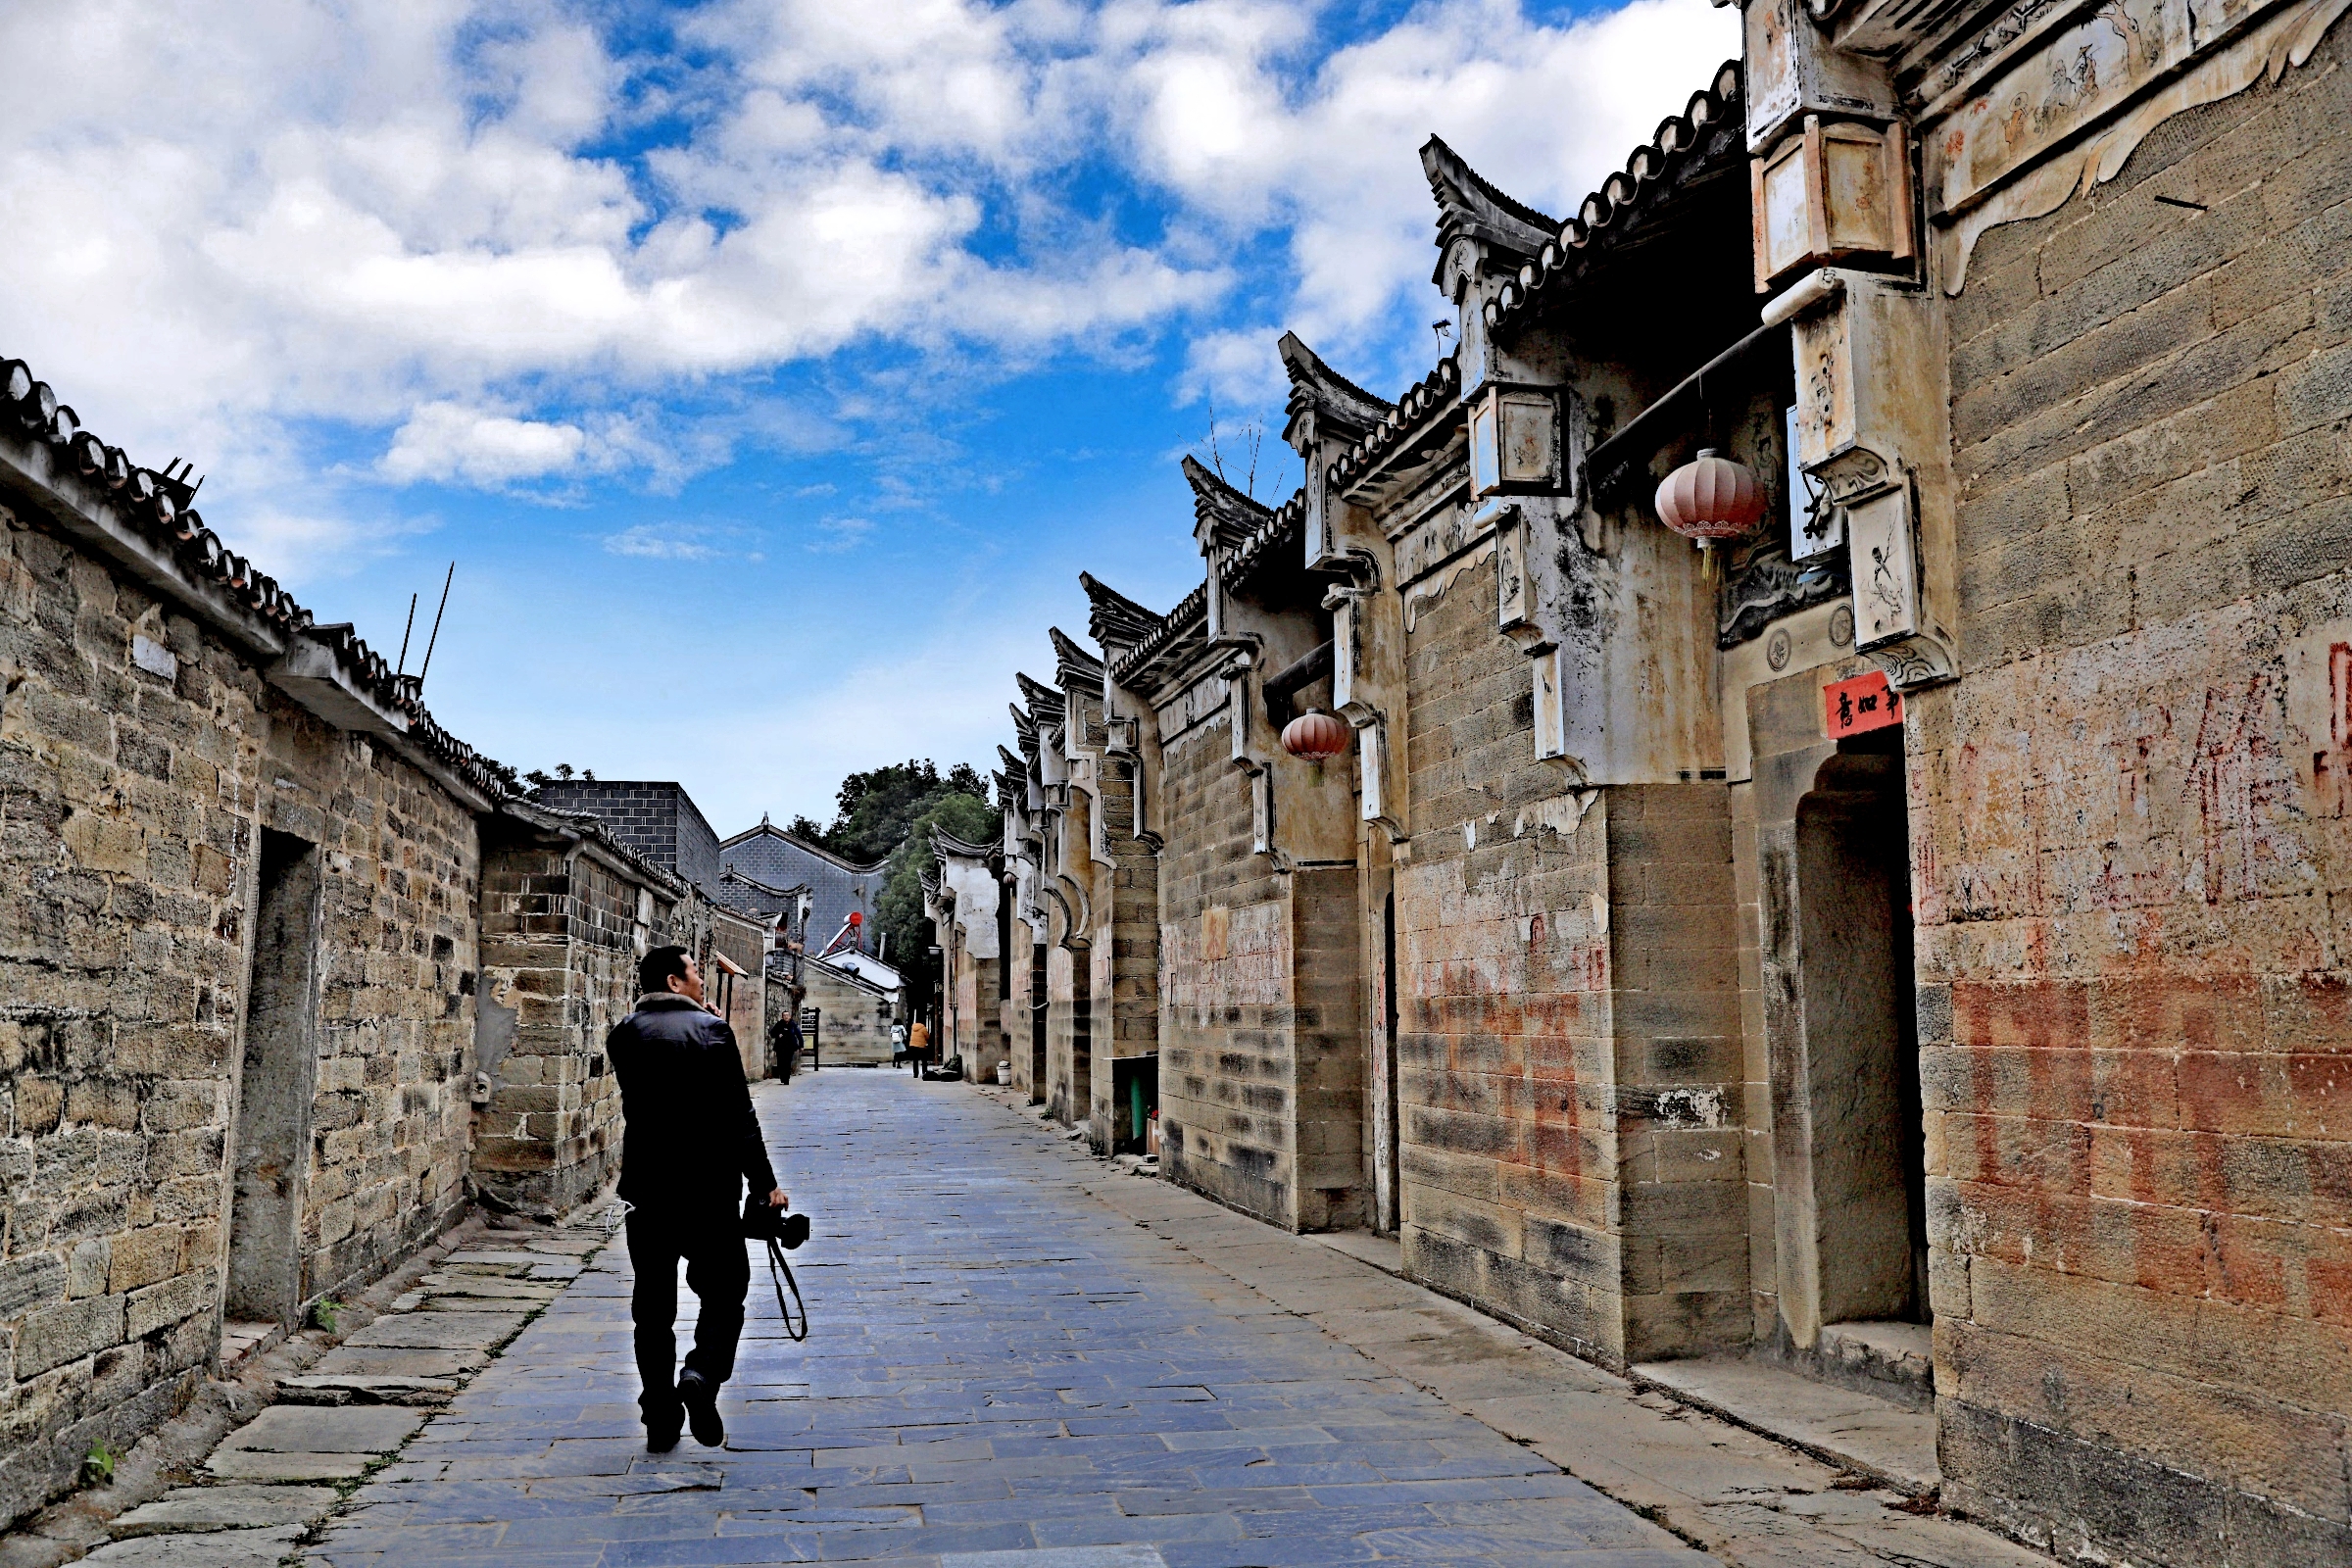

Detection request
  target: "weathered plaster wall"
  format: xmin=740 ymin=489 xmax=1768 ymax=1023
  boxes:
xmin=1922 ymin=32 xmax=2352 ymax=1560
xmin=710 ymin=911 xmax=767 ymax=1080
xmin=1395 ymin=549 xmax=1744 ymax=1365
xmin=1154 ymin=700 xmax=1313 ymax=1225
xmin=801 ymin=963 xmax=893 ymax=1066
xmin=1086 ymin=747 xmax=1161 ymax=1145
xmin=0 ymin=501 xmax=477 ymax=1523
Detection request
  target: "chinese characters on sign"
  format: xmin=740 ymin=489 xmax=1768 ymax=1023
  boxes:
xmin=1824 ymin=668 xmax=1902 ymax=737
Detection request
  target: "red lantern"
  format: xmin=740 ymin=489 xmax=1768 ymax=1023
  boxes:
xmin=1282 ymin=710 xmax=1351 ymax=760
xmin=1654 ymin=449 xmax=1767 ymax=542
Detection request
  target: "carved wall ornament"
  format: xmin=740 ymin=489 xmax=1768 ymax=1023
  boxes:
xmin=1768 ymin=628 xmax=1794 ymax=669
xmin=1751 ymin=115 xmax=1916 ymax=291
xmin=1935 ymin=0 xmax=2352 ymax=292
xmin=1721 ymin=537 xmax=1850 ymax=649
xmin=1402 ymin=535 xmax=1497 ymax=632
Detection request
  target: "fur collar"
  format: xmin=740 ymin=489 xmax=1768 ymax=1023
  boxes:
xmin=634 ymin=993 xmax=709 ymax=1012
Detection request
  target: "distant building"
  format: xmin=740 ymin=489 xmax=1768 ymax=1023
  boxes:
xmin=527 ymin=779 xmax=773 ymax=1078
xmin=801 ymin=949 xmax=904 ymax=1066
xmin=718 ymin=818 xmax=889 ymax=958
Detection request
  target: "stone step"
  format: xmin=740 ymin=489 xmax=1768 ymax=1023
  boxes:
xmin=82 ymin=1525 xmax=308 ymax=1566
xmin=109 ymin=1484 xmax=340 ymax=1539
xmin=1627 ymin=1351 xmax=1938 ymax=1496
xmin=1815 ymin=1319 xmax=1936 ymax=1407
xmin=275 ymin=1372 xmax=457 ymax=1406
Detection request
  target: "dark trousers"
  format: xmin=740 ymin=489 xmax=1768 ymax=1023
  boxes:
xmin=626 ymin=1206 xmax=749 ymax=1418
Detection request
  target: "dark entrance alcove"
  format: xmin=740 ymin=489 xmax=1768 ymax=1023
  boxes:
xmin=1793 ymin=738 xmax=1926 ymax=1325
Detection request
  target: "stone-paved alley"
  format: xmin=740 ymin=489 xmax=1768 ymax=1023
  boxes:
xmin=296 ymin=1073 xmax=2052 ymax=1568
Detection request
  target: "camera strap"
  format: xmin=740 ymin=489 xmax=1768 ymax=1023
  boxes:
xmin=762 ymin=1237 xmax=808 ymax=1342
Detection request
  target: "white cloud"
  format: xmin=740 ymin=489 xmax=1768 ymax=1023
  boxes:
xmin=0 ymin=0 xmax=1738 ymax=562
xmin=810 ymin=515 xmax=875 ymax=554
xmin=602 ymin=523 xmax=719 ymax=561
xmin=382 ymin=403 xmax=589 ymax=485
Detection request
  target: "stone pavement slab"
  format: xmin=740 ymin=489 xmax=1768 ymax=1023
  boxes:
xmin=219 ymin=1405 xmax=428 ymax=1452
xmin=293 ymin=1076 xmax=2060 ymax=1568
xmin=311 ymin=1347 xmax=490 ymax=1378
xmin=302 ymin=1073 xmax=1717 ymax=1568
xmin=1628 ymin=1355 xmax=1936 ymax=1493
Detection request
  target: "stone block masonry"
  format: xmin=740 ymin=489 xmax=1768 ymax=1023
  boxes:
xmin=1919 ymin=31 xmax=2352 ymax=1555
xmin=0 ymin=370 xmax=743 ymax=1532
xmin=0 ymin=498 xmax=477 ymax=1524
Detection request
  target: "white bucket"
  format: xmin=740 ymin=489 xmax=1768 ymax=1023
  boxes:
xmin=996 ymin=1061 xmax=1012 ymax=1086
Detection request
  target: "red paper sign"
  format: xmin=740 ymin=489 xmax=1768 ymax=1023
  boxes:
xmin=1824 ymin=669 xmax=1903 ymax=737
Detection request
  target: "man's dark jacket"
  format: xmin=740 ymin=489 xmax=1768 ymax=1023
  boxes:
xmin=606 ymin=995 xmax=776 ymax=1211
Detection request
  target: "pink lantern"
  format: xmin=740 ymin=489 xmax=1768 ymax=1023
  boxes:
xmin=1281 ymin=710 xmax=1351 ymax=760
xmin=1654 ymin=449 xmax=1767 ymax=542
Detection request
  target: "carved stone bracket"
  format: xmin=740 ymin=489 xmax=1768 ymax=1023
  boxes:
xmin=1866 ymin=629 xmax=1961 ymax=691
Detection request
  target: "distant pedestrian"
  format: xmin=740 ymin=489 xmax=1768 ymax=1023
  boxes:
xmin=768 ymin=1013 xmax=803 ymax=1083
xmin=607 ymin=946 xmax=787 ymax=1452
xmin=906 ymin=1017 xmax=930 ymax=1077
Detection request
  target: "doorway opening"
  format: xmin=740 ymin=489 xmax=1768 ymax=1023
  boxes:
xmin=226 ymin=829 xmax=323 ymax=1328
xmin=1379 ymin=892 xmax=1400 ymax=1235
xmin=1070 ymin=956 xmax=1093 ymax=1133
xmin=1029 ymin=942 xmax=1048 ymax=1103
xmin=1794 ymin=735 xmax=1926 ymax=1327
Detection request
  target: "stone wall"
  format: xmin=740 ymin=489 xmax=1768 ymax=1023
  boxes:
xmin=1394 ymin=549 xmax=1744 ymax=1365
xmin=0 ymin=500 xmax=477 ymax=1523
xmin=1086 ymin=746 xmax=1161 ymax=1146
xmin=1154 ymin=702 xmax=1309 ymax=1224
xmin=1920 ymin=31 xmax=2352 ymax=1560
xmin=802 ymin=962 xmax=893 ymax=1065
xmin=262 ymin=707 xmax=477 ymax=1310
xmin=1007 ymin=912 xmax=1045 ymax=1102
xmin=471 ymin=832 xmax=650 ymax=1214
xmin=1396 ymin=549 xmax=1623 ymax=1358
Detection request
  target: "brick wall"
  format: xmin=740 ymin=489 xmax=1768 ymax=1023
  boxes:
xmin=0 ymin=502 xmax=476 ymax=1523
xmin=536 ymin=781 xmax=721 ymax=892
xmin=1922 ymin=28 xmax=2352 ymax=1561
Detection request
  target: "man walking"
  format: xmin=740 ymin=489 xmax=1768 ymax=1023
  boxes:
xmin=607 ymin=946 xmax=786 ymax=1452
xmin=906 ymin=1016 xmax=930 ymax=1077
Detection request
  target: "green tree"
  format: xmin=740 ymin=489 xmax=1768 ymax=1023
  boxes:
xmin=793 ymin=760 xmax=997 ymax=1017
xmin=788 ymin=759 xmax=988 ymax=865
xmin=878 ymin=790 xmax=1001 ymax=1016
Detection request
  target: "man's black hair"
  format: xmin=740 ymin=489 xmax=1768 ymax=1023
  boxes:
xmin=638 ymin=945 xmax=692 ymax=997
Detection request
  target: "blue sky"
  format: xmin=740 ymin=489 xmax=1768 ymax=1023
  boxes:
xmin=0 ymin=0 xmax=1736 ymax=830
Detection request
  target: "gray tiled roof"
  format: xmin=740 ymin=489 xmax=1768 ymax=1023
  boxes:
xmin=719 ymin=823 xmax=888 ymax=956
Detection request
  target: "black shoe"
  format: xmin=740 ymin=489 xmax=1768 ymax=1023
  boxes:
xmin=645 ymin=1407 xmax=683 ymax=1453
xmin=678 ymin=1371 xmax=724 ymax=1447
